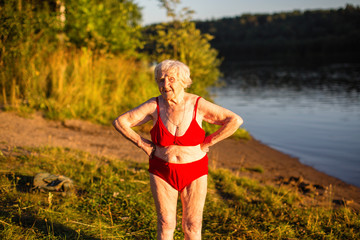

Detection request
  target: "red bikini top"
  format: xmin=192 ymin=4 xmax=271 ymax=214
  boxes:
xmin=150 ymin=97 xmax=206 ymax=147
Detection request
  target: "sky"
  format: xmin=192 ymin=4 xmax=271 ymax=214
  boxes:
xmin=135 ymin=0 xmax=360 ymax=25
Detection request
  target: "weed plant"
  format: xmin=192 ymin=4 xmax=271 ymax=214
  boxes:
xmin=0 ymin=146 xmax=359 ymax=239
xmin=1 ymin=46 xmax=159 ymax=125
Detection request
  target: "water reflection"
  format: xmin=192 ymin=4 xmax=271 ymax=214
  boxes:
xmin=212 ymin=64 xmax=360 ymax=187
xmin=224 ymin=63 xmax=360 ymax=93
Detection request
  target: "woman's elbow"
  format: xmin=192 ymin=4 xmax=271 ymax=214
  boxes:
xmin=112 ymin=118 xmax=119 ymax=128
xmin=234 ymin=115 xmax=243 ymax=128
xmin=112 ymin=119 xmax=120 ymax=133
xmin=113 ymin=117 xmax=126 ymax=132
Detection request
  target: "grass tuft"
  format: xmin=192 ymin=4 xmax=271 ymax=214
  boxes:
xmin=240 ymin=166 xmax=264 ymax=173
xmin=203 ymin=122 xmax=251 ymax=141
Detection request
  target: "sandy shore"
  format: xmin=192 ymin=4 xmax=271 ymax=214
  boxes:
xmin=1 ymin=111 xmax=359 ymax=209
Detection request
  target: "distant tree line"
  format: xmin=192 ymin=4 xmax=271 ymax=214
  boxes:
xmin=194 ymin=4 xmax=360 ymax=65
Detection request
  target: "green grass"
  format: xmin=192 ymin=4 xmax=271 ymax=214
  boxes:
xmin=0 ymin=146 xmax=359 ymax=239
xmin=203 ymin=122 xmax=251 ymax=141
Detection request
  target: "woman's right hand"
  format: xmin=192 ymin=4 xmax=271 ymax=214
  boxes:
xmin=144 ymin=144 xmax=155 ymax=157
xmin=140 ymin=138 xmax=155 ymax=157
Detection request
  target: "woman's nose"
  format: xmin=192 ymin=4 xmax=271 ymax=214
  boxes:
xmin=164 ymin=77 xmax=171 ymax=86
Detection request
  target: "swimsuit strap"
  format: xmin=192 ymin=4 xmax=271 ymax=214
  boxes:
xmin=155 ymin=97 xmax=160 ymax=116
xmin=193 ymin=97 xmax=201 ymax=119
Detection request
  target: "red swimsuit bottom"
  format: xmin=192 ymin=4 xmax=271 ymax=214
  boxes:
xmin=149 ymin=154 xmax=208 ymax=192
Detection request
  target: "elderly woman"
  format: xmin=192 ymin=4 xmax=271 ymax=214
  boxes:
xmin=113 ymin=60 xmax=243 ymax=239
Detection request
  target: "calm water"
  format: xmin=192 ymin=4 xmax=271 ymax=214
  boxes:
xmin=212 ymin=64 xmax=360 ymax=187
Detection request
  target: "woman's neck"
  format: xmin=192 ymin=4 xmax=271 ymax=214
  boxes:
xmin=165 ymin=91 xmax=185 ymax=106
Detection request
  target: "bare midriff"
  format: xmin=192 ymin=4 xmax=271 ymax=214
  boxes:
xmin=153 ymin=144 xmax=206 ymax=163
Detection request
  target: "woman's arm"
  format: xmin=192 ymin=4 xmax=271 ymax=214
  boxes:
xmin=198 ymin=98 xmax=243 ymax=152
xmin=113 ymin=98 xmax=156 ymax=156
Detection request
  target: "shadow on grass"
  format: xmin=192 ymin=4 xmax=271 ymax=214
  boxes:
xmin=5 ymin=173 xmax=34 ymax=193
xmin=0 ymin=190 xmax=95 ymax=239
xmin=0 ymin=175 xmax=99 ymax=240
xmin=7 ymin=212 xmax=101 ymax=240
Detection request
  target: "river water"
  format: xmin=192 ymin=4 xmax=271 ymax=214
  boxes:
xmin=211 ymin=63 xmax=360 ymax=187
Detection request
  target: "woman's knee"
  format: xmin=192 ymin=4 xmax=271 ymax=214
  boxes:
xmin=158 ymin=215 xmax=176 ymax=232
xmin=182 ymin=217 xmax=202 ymax=236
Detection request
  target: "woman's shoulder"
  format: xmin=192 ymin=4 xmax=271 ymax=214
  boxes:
xmin=134 ymin=97 xmax=158 ymax=112
xmin=185 ymin=93 xmax=204 ymax=102
xmin=143 ymin=97 xmax=158 ymax=105
xmin=185 ymin=93 xmax=210 ymax=107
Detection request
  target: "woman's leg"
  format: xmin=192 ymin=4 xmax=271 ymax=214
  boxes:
xmin=181 ymin=175 xmax=208 ymax=240
xmin=150 ymin=173 xmax=179 ymax=240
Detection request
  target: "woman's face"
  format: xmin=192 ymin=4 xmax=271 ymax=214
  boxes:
xmin=157 ymin=71 xmax=184 ymax=101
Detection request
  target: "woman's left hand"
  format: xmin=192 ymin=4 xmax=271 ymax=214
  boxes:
xmin=200 ymin=136 xmax=212 ymax=152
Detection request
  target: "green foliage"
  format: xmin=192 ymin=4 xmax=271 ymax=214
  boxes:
xmin=65 ymin=0 xmax=143 ymax=54
xmin=0 ymin=0 xmax=150 ymax=122
xmin=0 ymin=0 xmax=143 ymax=57
xmin=0 ymin=0 xmax=61 ymax=106
xmin=0 ymin=0 xmax=60 ymax=50
xmin=0 ymin=147 xmax=359 ymax=239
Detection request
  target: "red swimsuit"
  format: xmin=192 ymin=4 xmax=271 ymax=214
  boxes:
xmin=149 ymin=97 xmax=208 ymax=192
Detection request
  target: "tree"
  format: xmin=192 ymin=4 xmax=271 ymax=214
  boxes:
xmin=145 ymin=0 xmax=221 ymax=97
xmin=0 ymin=0 xmax=61 ymax=105
xmin=65 ymin=0 xmax=143 ymax=53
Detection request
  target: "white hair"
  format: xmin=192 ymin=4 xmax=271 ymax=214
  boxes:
xmin=154 ymin=60 xmax=192 ymax=88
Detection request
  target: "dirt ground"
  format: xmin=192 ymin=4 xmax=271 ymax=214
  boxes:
xmin=1 ymin=110 xmax=360 ymax=209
